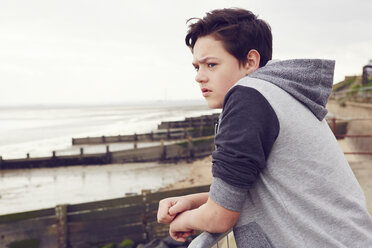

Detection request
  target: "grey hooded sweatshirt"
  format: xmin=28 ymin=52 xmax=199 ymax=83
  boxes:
xmin=209 ymin=59 xmax=372 ymax=247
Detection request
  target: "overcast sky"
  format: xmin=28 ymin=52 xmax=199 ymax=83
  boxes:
xmin=1 ymin=0 xmax=371 ymax=105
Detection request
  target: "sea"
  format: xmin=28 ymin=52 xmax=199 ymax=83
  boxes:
xmin=0 ymin=100 xmax=220 ymax=215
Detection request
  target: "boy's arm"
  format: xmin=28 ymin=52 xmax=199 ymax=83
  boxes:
xmin=169 ymin=196 xmax=239 ymax=242
xmin=157 ymin=192 xmax=209 ymax=224
xmin=169 ymin=87 xmax=280 ymax=241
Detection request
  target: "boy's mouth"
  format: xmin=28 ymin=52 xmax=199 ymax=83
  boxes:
xmin=201 ymin=88 xmax=211 ymax=97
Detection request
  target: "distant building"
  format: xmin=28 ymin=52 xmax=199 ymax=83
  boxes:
xmin=362 ymin=60 xmax=372 ymax=85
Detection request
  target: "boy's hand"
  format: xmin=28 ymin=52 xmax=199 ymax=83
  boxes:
xmin=169 ymin=211 xmax=195 ymax=242
xmin=157 ymin=196 xmax=192 ymax=224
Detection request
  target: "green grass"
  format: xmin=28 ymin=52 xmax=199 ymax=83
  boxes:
xmin=7 ymin=239 xmax=40 ymax=248
xmin=364 ymin=78 xmax=372 ymax=88
xmin=332 ymin=76 xmax=357 ymax=92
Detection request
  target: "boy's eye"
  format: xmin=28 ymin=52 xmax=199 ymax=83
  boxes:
xmin=208 ymin=63 xmax=216 ymax=68
xmin=194 ymin=66 xmax=199 ymax=71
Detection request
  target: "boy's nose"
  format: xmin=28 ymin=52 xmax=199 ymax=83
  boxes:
xmin=195 ymin=71 xmax=207 ymax=84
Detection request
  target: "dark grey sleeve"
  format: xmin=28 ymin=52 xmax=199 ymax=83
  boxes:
xmin=209 ymin=85 xmax=279 ymax=211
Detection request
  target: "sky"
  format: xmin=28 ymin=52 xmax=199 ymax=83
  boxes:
xmin=0 ymin=0 xmax=371 ymax=105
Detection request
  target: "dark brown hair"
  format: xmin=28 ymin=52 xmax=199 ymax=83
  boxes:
xmin=185 ymin=8 xmax=272 ymax=67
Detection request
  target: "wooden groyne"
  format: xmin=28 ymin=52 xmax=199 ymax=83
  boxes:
xmin=71 ymin=113 xmax=220 ymax=145
xmin=0 ymin=136 xmax=214 ymax=170
xmin=157 ymin=113 xmax=220 ymax=129
xmin=72 ymin=126 xmax=215 ymax=145
xmin=0 ymin=185 xmax=210 ymax=248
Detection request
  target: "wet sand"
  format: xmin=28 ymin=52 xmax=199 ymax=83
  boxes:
xmin=0 ymin=162 xmax=194 ymax=215
xmin=159 ymin=156 xmax=213 ymax=191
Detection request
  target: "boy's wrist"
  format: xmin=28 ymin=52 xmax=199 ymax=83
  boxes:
xmin=184 ymin=192 xmax=209 ymax=209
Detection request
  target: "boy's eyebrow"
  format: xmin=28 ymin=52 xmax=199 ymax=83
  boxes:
xmin=192 ymin=56 xmax=219 ymax=65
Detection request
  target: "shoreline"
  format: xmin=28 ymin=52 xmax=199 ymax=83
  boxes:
xmin=158 ymin=156 xmax=213 ymax=192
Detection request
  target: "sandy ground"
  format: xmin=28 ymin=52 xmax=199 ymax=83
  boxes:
xmin=165 ymin=141 xmax=372 ymax=214
xmin=159 ymin=156 xmax=213 ymax=191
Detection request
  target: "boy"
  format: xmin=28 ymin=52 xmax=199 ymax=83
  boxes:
xmin=157 ymin=8 xmax=372 ymax=247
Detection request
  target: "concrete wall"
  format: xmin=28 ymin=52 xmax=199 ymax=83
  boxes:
xmin=327 ymin=100 xmax=372 ymax=158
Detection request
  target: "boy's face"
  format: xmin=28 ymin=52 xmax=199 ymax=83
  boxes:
xmin=192 ymin=35 xmax=248 ymax=109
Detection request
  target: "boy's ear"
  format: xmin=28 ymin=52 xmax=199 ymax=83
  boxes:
xmin=244 ymin=49 xmax=260 ymax=75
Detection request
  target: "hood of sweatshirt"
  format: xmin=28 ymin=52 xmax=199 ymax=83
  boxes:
xmin=248 ymin=59 xmax=335 ymax=121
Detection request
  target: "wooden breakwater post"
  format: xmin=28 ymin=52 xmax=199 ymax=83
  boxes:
xmin=71 ymin=119 xmax=218 ymax=145
xmin=0 ymin=156 xmax=2 ymax=169
xmin=56 ymin=204 xmax=68 ymax=248
xmin=160 ymin=140 xmax=166 ymax=160
xmin=141 ymin=189 xmax=152 ymax=241
xmin=0 ymin=136 xmax=214 ymax=170
xmin=188 ymin=136 xmax=194 ymax=159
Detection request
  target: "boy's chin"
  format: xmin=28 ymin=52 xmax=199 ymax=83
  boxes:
xmin=206 ymin=100 xmax=222 ymax=109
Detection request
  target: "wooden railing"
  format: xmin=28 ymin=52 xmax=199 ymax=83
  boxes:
xmin=0 ymin=185 xmax=210 ymax=248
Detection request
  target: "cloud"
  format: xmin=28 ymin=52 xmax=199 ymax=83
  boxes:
xmin=0 ymin=0 xmax=371 ymax=105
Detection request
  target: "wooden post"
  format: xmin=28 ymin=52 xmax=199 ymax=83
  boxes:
xmin=331 ymin=118 xmax=337 ymax=135
xmin=167 ymin=128 xmax=171 ymax=140
xmin=141 ymin=189 xmax=151 ymax=242
xmin=134 ymin=140 xmax=137 ymax=149
xmin=52 ymin=151 xmax=56 ymax=158
xmin=188 ymin=136 xmax=194 ymax=159
xmin=150 ymin=131 xmax=154 ymax=141
xmin=55 ymin=204 xmax=68 ymax=248
xmin=106 ymin=145 xmax=110 ymax=153
xmin=199 ymin=125 xmax=204 ymax=137
xmin=102 ymin=136 xmax=106 ymax=143
xmin=0 ymin=156 xmax=2 ymax=169
xmin=27 ymin=153 xmax=30 ymax=159
xmin=160 ymin=140 xmax=166 ymax=160
xmin=80 ymin=148 xmax=84 ymax=156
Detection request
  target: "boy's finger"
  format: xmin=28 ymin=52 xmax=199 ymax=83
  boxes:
xmin=169 ymin=202 xmax=187 ymax=215
xmin=157 ymin=207 xmax=173 ymax=223
xmin=157 ymin=211 xmax=174 ymax=223
xmin=157 ymin=199 xmax=176 ymax=223
xmin=172 ymin=232 xmax=187 ymax=242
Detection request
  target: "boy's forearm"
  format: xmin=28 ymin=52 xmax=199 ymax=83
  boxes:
xmin=176 ymin=198 xmax=240 ymax=233
xmin=183 ymin=192 xmax=209 ymax=209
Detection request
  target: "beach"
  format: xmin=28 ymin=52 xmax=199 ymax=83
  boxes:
xmin=159 ymin=155 xmax=213 ymax=191
xmin=0 ymin=101 xmax=220 ymax=215
xmin=0 ymin=102 xmax=371 ymax=216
